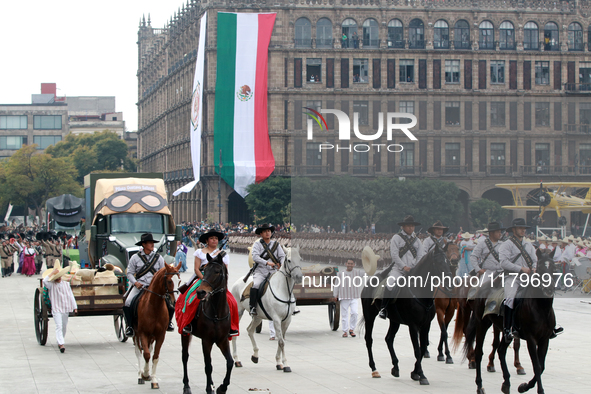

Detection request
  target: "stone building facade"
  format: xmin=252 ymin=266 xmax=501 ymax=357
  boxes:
xmin=137 ymin=0 xmax=591 ymax=229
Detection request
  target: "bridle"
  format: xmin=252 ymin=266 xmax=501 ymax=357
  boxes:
xmin=197 ymin=256 xmax=230 ymax=322
xmin=266 ymin=252 xmax=302 ymax=322
xmin=143 ymin=269 xmax=180 ymax=299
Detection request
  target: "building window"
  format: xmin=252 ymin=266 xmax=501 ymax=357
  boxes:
xmin=568 ymin=22 xmax=584 ymax=51
xmin=353 ymin=143 xmax=369 ymax=174
xmin=479 ymin=21 xmax=494 ymax=50
xmin=400 ymin=142 xmax=414 ymax=173
xmin=580 ymin=62 xmax=591 ymax=89
xmin=580 ymin=103 xmax=591 ymax=133
xmin=387 ymin=19 xmax=404 ymax=48
xmin=399 ymin=101 xmax=414 ymax=124
xmin=305 ymin=100 xmax=322 ymax=128
xmin=0 ymin=136 xmax=27 ymax=150
xmin=580 ymin=144 xmax=591 ymax=172
xmin=342 ymin=18 xmax=358 ymax=49
xmin=316 ymin=18 xmax=333 ymax=49
xmin=295 ymin=18 xmax=312 ymax=48
xmin=499 ymin=21 xmax=515 ymax=50
xmin=535 ymin=143 xmax=550 ymax=172
xmin=33 ymin=115 xmax=62 ymax=130
xmin=353 ymin=101 xmax=369 ymax=125
xmin=445 ymin=143 xmax=461 ymax=173
xmin=362 ymin=18 xmax=379 ymax=48
xmin=445 ymin=102 xmax=461 ymax=126
xmin=535 ymin=61 xmax=549 ymax=85
xmin=434 ymin=20 xmax=449 ymax=49
xmin=33 ymin=135 xmax=62 ymax=150
xmin=524 ymin=22 xmax=539 ymax=50
xmin=490 ymin=60 xmax=505 ymax=84
xmin=491 ymin=102 xmax=505 ymax=126
xmin=0 ymin=115 xmax=27 ymax=129
xmin=535 ymin=102 xmax=550 ymax=126
xmin=445 ymin=60 xmax=460 ymax=83
xmin=544 ymin=22 xmax=559 ymax=51
xmin=399 ymin=59 xmax=414 ymax=82
xmin=353 ymin=59 xmax=368 ymax=83
xmin=408 ymin=19 xmax=425 ymax=49
xmin=490 ymin=143 xmax=506 ymax=174
xmin=307 ymin=58 xmax=321 ymax=83
xmin=306 ymin=142 xmax=322 ymax=174
xmin=454 ymin=20 xmax=470 ymax=49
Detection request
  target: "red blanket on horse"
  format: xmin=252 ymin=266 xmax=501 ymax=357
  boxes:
xmin=175 ymin=286 xmax=239 ymax=336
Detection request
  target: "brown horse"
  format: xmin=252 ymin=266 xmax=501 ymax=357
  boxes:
xmin=182 ymin=253 xmax=233 ymax=394
xmin=134 ymin=261 xmax=181 ymax=389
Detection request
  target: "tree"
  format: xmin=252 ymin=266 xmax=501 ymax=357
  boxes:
xmin=469 ymin=198 xmax=509 ymax=230
xmin=46 ymin=130 xmax=136 ymax=183
xmin=0 ymin=145 xmax=82 ymax=218
xmin=245 ymin=177 xmax=291 ymax=225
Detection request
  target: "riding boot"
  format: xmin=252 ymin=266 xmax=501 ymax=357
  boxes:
xmin=122 ymin=306 xmax=134 ymax=337
xmin=249 ymin=288 xmax=259 ymax=316
xmin=503 ymin=305 xmax=514 ymax=343
xmin=378 ymin=298 xmax=391 ymax=319
xmin=167 ymin=301 xmax=175 ymax=332
xmin=1 ymin=268 xmax=5 ymax=277
xmin=550 ymin=325 xmax=564 ymax=339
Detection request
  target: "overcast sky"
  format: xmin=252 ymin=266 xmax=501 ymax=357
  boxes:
xmin=0 ymin=1 xmax=186 ymax=132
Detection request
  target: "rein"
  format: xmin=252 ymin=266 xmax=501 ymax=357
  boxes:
xmin=264 ymin=257 xmax=301 ymax=322
xmin=197 ymin=257 xmax=230 ymax=323
xmin=143 ymin=270 xmax=179 ymax=299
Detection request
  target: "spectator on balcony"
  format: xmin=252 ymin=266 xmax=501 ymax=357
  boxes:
xmin=342 ymin=33 xmax=348 ymax=48
xmin=310 ymin=74 xmax=315 ymax=83
xmin=352 ymin=31 xmax=359 ymax=48
xmin=353 ymin=74 xmax=360 ymax=83
xmin=315 ymin=74 xmax=320 ymax=82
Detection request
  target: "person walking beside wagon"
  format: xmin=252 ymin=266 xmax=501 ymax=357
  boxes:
xmin=43 ymin=265 xmax=77 ymax=353
xmin=333 ymin=259 xmax=364 ymax=337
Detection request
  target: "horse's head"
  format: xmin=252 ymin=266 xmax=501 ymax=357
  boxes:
xmin=412 ymin=244 xmax=454 ymax=294
xmin=197 ymin=252 xmax=228 ymax=300
xmin=444 ymin=242 xmax=460 ymax=275
xmin=283 ymin=246 xmax=303 ymax=284
xmin=536 ymin=248 xmax=557 ymax=298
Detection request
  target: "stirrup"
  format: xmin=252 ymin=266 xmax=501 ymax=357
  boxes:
xmin=182 ymin=324 xmax=192 ymax=334
xmin=229 ymin=329 xmax=239 ymax=336
xmin=125 ymin=327 xmax=134 ymax=337
xmin=503 ymin=328 xmax=513 ymax=343
xmin=378 ymin=308 xmax=388 ymax=320
xmin=167 ymin=322 xmax=174 ymax=332
xmin=249 ymin=307 xmax=257 ymax=316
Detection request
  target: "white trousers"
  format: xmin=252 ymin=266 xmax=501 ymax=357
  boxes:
xmin=269 ymin=321 xmax=275 ymax=337
xmin=340 ymin=299 xmax=358 ymax=333
xmin=53 ymin=312 xmax=69 ymax=345
xmin=504 ymin=276 xmax=521 ymax=309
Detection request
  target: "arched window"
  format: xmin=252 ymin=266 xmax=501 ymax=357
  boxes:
xmin=295 ymin=18 xmax=311 ymax=48
xmin=454 ymin=20 xmax=470 ymax=49
xmin=479 ymin=21 xmax=494 ymax=50
xmin=341 ymin=18 xmax=358 ymax=49
xmin=524 ymin=22 xmax=539 ymax=50
xmin=544 ymin=22 xmax=559 ymax=51
xmin=568 ymin=22 xmax=583 ymax=51
xmin=316 ymin=18 xmax=333 ymax=48
xmin=362 ymin=19 xmax=379 ymax=48
xmin=434 ymin=20 xmax=449 ymax=49
xmin=409 ymin=19 xmax=425 ymax=49
xmin=499 ymin=21 xmax=515 ymax=49
xmin=387 ymin=19 xmax=404 ymax=48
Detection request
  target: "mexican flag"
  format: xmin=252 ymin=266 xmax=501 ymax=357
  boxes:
xmin=214 ymin=12 xmax=276 ymax=198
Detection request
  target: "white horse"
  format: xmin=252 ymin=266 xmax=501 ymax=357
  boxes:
xmin=231 ymin=246 xmax=303 ymax=372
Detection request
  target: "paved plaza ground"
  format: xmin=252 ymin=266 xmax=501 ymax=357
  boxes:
xmin=1 ymin=250 xmax=590 ymax=394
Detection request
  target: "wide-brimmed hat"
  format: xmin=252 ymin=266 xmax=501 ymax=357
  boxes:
xmin=47 ymin=265 xmax=70 ymax=282
xmin=506 ymin=218 xmax=530 ymax=231
xmin=427 ymin=220 xmax=449 ymax=234
xmin=397 ymin=215 xmax=421 ymax=226
xmin=199 ymin=229 xmax=225 ymax=244
xmin=361 ymin=246 xmax=378 ymax=276
xmin=42 ymin=259 xmax=62 ymax=278
xmin=255 ymin=223 xmax=275 ymax=235
xmin=135 ymin=233 xmax=157 ymax=246
xmin=551 ymin=236 xmax=558 ymax=243
xmin=461 ymin=232 xmax=474 ymax=239
xmin=482 ymin=222 xmax=505 ymax=233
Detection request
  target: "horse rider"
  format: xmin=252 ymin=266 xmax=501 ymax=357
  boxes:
xmin=250 ymin=223 xmax=286 ymax=316
xmin=499 ymin=218 xmax=563 ymax=342
xmin=422 ymin=220 xmax=448 ymax=253
xmin=123 ymin=233 xmax=174 ymax=337
xmin=379 ymin=215 xmax=425 ymax=319
xmin=469 ymin=222 xmax=505 ymax=286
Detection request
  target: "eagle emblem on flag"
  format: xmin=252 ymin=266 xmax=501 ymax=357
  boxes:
xmin=236 ymin=85 xmax=253 ymax=101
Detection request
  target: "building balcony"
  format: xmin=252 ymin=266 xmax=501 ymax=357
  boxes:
xmin=564 ymin=123 xmax=591 ymax=133
xmin=564 ymin=84 xmax=591 ymax=94
xmin=439 ymin=165 xmax=468 ymax=175
xmin=484 ymin=165 xmax=513 ymax=175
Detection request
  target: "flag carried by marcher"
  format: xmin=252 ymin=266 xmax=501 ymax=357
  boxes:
xmin=173 ymin=12 xmax=207 ymax=197
xmin=214 ymin=12 xmax=276 ymax=198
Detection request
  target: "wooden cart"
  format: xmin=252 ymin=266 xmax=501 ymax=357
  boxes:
xmin=292 ymin=269 xmax=340 ymax=331
xmin=34 ymin=276 xmax=128 ymax=345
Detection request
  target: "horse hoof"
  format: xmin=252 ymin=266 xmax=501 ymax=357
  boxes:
xmin=516 ymin=367 xmax=526 ymax=376
xmin=183 ymin=387 xmax=192 ymax=394
xmin=437 ymin=355 xmax=445 ymax=362
xmin=283 ymin=366 xmax=291 ymax=373
xmin=420 ymin=378 xmax=430 ymax=385
xmin=234 ymin=361 xmax=243 ymax=368
xmin=410 ymin=372 xmax=421 ymax=381
xmin=142 ymin=375 xmax=151 ymax=381
xmin=446 ymin=357 xmax=454 ymax=364
xmin=391 ymin=367 xmax=399 ymax=378
xmin=276 ymin=364 xmax=283 ymax=370
xmin=477 ymin=388 xmax=486 ymax=394
xmin=216 ymin=386 xmax=227 ymax=394
xmin=487 ymin=365 xmax=496 ymax=373
xmin=518 ymin=383 xmax=529 ymax=393
xmin=138 ymin=379 xmax=144 ymax=385
xmin=423 ymin=350 xmax=430 ymax=358
xmin=372 ymin=371 xmax=381 ymax=378
xmin=469 ymin=361 xmax=476 ymax=369
xmin=501 ymin=382 xmax=510 ymax=394
xmin=151 ymin=382 xmax=159 ymax=389
xmin=251 ymin=356 xmax=259 ymax=364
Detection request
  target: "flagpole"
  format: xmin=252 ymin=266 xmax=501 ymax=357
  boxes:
xmin=218 ymin=149 xmax=222 ymax=225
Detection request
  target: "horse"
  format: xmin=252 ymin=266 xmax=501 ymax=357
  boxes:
xmin=431 ymin=242 xmax=460 ymax=364
xmin=181 ymin=253 xmax=233 ymax=394
xmin=358 ymin=245 xmax=453 ymax=385
xmin=133 ymin=261 xmax=181 ymax=389
xmin=463 ymin=249 xmax=557 ymax=394
xmin=231 ymin=247 xmax=303 ymax=372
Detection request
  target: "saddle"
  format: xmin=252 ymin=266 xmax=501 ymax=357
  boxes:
xmin=241 ymin=274 xmax=273 ymax=302
xmin=129 ymin=289 xmax=146 ymax=328
xmin=482 ymin=284 xmax=527 ymax=318
xmin=371 ymin=277 xmax=401 ymax=306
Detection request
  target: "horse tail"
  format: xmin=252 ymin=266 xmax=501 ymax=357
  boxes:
xmin=452 ymin=300 xmax=467 ymax=352
xmin=462 ymin=313 xmax=477 ymax=361
xmin=356 ymin=315 xmax=366 ymax=337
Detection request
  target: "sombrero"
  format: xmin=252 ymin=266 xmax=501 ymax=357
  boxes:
xmin=199 ymin=229 xmax=226 ymax=244
xmin=397 ymin=215 xmax=421 ymax=226
xmin=47 ymin=265 xmax=70 ymax=282
xmin=427 ymin=220 xmax=449 ymax=235
xmin=42 ymin=259 xmax=62 ymax=278
xmin=461 ymin=232 xmax=474 ymax=239
xmin=361 ymin=246 xmax=378 ymax=276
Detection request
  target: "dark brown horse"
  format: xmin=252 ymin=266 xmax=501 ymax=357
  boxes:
xmin=182 ymin=253 xmax=233 ymax=394
xmin=134 ymin=261 xmax=181 ymax=389
xmin=463 ymin=249 xmax=557 ymax=394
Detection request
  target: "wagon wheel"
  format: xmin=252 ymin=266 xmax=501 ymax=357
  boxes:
xmin=34 ymin=288 xmax=48 ymax=345
xmin=114 ymin=314 xmax=128 ymax=342
xmin=328 ymin=301 xmax=340 ymax=331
